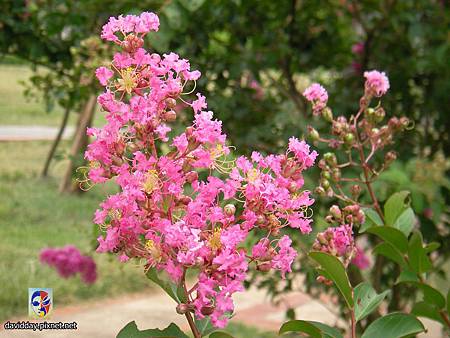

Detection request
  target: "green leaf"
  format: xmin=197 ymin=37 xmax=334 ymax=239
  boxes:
xmin=372 ymin=242 xmax=407 ymax=269
xmin=209 ymin=332 xmax=235 ymax=338
xmin=279 ymin=320 xmax=321 ymax=337
xmin=412 ymin=301 xmax=445 ymax=325
xmin=360 ymin=208 xmax=384 ymax=232
xmin=424 ymin=242 xmax=440 ymax=254
xmin=116 ymin=321 xmax=189 ymax=338
xmin=309 ymin=322 xmax=343 ymax=338
xmin=279 ymin=320 xmax=343 ymax=338
xmin=366 ymin=226 xmax=409 ymax=253
xmin=354 ymin=282 xmax=391 ymax=321
xmin=400 ymin=282 xmax=446 ymax=309
xmin=384 ymin=191 xmax=410 ymax=226
xmin=361 ymin=313 xmax=425 ymax=338
xmin=146 ymin=268 xmax=185 ymax=303
xmin=392 ymin=208 xmax=415 ymax=236
xmin=309 ymin=252 xmax=354 ymax=308
xmin=408 ymin=231 xmax=432 ymax=274
xmin=396 ymin=270 xmax=419 ymax=284
xmin=195 ymin=317 xmax=215 ymax=336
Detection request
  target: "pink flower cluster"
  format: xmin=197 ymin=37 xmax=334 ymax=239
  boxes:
xmin=101 ymin=12 xmax=159 ymax=42
xmin=86 ymin=12 xmax=317 ymax=328
xmin=40 ymin=246 xmax=97 ymax=284
xmin=364 ymin=70 xmax=390 ymax=97
xmin=351 ymin=246 xmax=370 ymax=270
xmin=313 ymin=224 xmax=355 ymax=263
xmin=302 ymin=83 xmax=328 ymax=115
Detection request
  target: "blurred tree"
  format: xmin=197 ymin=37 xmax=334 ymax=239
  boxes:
xmin=0 ymin=0 xmax=164 ymax=189
xmin=148 ymin=0 xmax=449 ymax=157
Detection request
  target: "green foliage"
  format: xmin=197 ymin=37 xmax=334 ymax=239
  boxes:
xmin=365 ymin=226 xmax=408 ymax=253
xmin=360 ymin=313 xmax=425 ymax=338
xmin=309 ymin=252 xmax=353 ymax=308
xmin=407 ymin=231 xmax=432 ymax=274
xmin=146 ymin=268 xmax=186 ymax=304
xmin=209 ymin=332 xmax=234 ymax=338
xmin=116 ymin=321 xmax=188 ymax=338
xmin=354 ymin=283 xmax=390 ymax=322
xmin=279 ymin=320 xmax=343 ymax=338
xmin=383 ymin=191 xmax=410 ymax=227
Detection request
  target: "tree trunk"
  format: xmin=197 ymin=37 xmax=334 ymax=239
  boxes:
xmin=41 ymin=106 xmax=71 ymax=177
xmin=59 ymin=95 xmax=96 ymax=193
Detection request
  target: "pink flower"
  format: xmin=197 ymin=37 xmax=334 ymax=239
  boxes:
xmin=364 ymin=70 xmax=390 ymax=97
xmin=95 ymin=67 xmax=114 ymax=86
xmin=40 ymin=246 xmax=97 ymax=284
xmin=351 ymin=246 xmax=370 ymax=270
xmin=303 ymin=83 xmax=328 ymax=104
xmin=352 ymin=42 xmax=364 ymax=55
xmin=272 ymin=236 xmax=297 ymax=278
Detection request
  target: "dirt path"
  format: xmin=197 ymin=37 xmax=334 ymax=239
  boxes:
xmin=0 ymin=125 xmax=74 ymax=141
xmin=0 ymin=286 xmax=441 ymax=337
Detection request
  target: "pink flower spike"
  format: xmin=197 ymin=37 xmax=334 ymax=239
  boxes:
xmin=364 ymin=70 xmax=390 ymax=97
xmin=303 ymin=83 xmax=328 ymax=104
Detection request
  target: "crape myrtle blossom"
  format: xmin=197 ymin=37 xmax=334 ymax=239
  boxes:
xmin=85 ymin=12 xmax=317 ymax=329
xmin=364 ymin=70 xmax=390 ymax=97
xmin=40 ymin=246 xmax=97 ymax=284
xmin=302 ymin=83 xmax=328 ymax=116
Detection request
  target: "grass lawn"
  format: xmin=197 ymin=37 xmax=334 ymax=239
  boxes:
xmin=0 ymin=140 xmax=152 ymax=322
xmin=0 ymin=63 xmax=105 ymax=127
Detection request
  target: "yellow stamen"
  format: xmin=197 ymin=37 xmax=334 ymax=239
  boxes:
xmin=145 ymin=239 xmax=162 ymax=262
xmin=143 ymin=170 xmax=160 ymax=194
xmin=247 ymin=168 xmax=259 ymax=183
xmin=208 ymin=227 xmax=222 ymax=251
xmin=117 ymin=67 xmax=138 ymax=94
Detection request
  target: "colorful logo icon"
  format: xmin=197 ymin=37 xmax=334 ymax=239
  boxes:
xmin=29 ymin=288 xmax=52 ymax=318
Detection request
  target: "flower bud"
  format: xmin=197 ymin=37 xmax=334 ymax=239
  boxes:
xmin=351 ymin=184 xmax=361 ymax=197
xmin=317 ymin=233 xmax=327 ymax=245
xmin=323 ymin=152 xmax=337 ymax=167
xmin=329 ymin=205 xmax=342 ymax=220
xmin=165 ymin=97 xmax=177 ymax=109
xmin=321 ymin=170 xmax=331 ymax=180
xmin=288 ymin=182 xmax=297 ymax=193
xmin=256 ymin=261 xmax=272 ymax=272
xmin=325 ymin=215 xmax=334 ymax=223
xmin=163 ymin=110 xmax=177 ymax=122
xmin=111 ymin=155 xmax=124 ymax=166
xmin=185 ymin=171 xmax=198 ymax=183
xmin=320 ymin=178 xmax=330 ymax=190
xmin=385 ymin=151 xmax=397 ymax=165
xmin=374 ymin=107 xmax=385 ymax=122
xmin=256 ymin=215 xmax=266 ymax=225
xmin=200 ymin=305 xmax=215 ymax=316
xmin=343 ymin=133 xmax=355 ymax=146
xmin=314 ymin=186 xmax=326 ymax=196
xmin=224 ymin=204 xmax=236 ymax=216
xmin=308 ymin=126 xmax=320 ymax=141
xmin=176 ymin=303 xmax=190 ymax=314
xmin=321 ymin=107 xmax=333 ymax=122
xmin=127 ymin=142 xmax=139 ymax=153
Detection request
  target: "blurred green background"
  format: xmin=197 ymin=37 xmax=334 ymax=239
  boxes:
xmin=0 ymin=0 xmax=448 ymax=333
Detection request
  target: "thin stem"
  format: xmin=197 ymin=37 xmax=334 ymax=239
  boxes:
xmin=351 ymin=307 xmax=357 ymax=338
xmin=181 ymin=269 xmax=201 ymax=338
xmin=439 ymin=310 xmax=450 ymax=328
xmin=185 ymin=311 xmax=201 ymax=338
